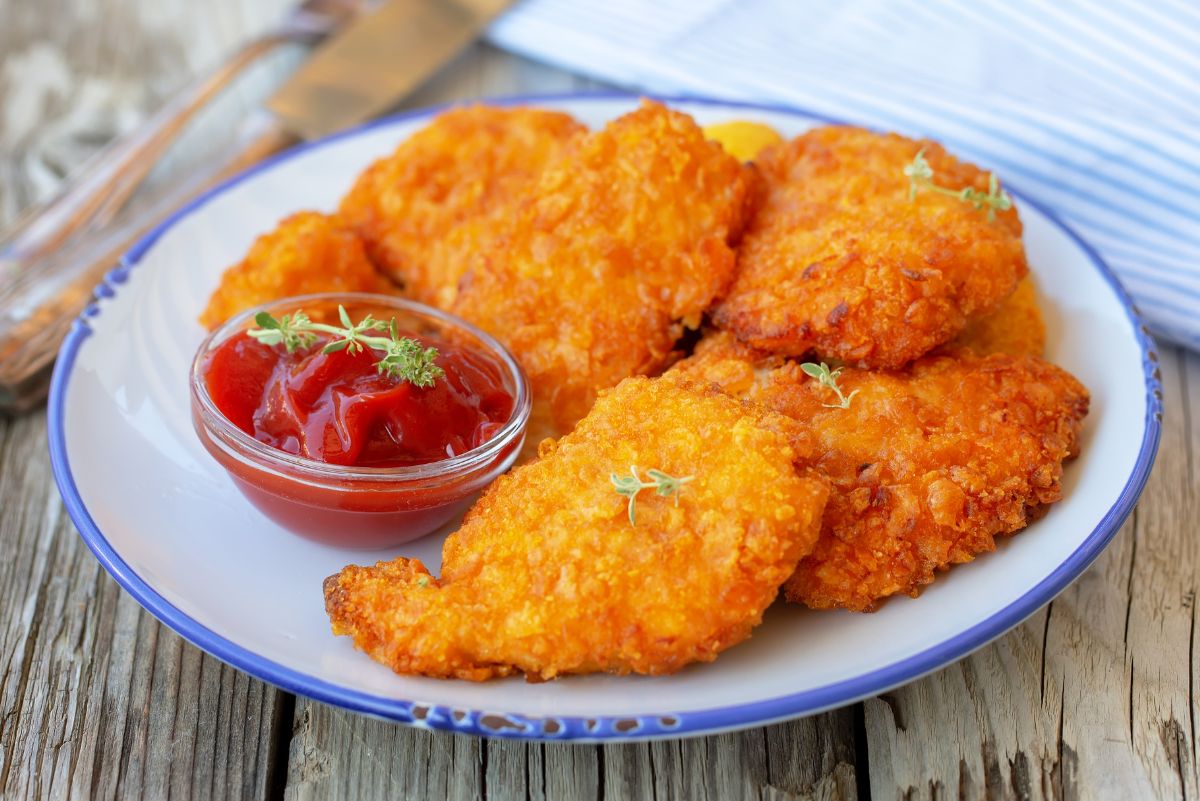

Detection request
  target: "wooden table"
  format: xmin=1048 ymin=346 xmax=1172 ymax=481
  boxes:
xmin=2 ymin=3 xmax=1196 ymax=798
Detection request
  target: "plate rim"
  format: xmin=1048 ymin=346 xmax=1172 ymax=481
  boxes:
xmin=47 ymin=91 xmax=1164 ymax=742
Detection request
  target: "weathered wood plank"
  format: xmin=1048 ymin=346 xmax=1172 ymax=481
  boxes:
xmin=283 ymin=700 xmax=483 ymax=800
xmin=0 ymin=412 xmax=285 ymax=800
xmin=864 ymin=344 xmax=1198 ymax=800
xmin=0 ymin=1 xmax=291 ymax=798
xmin=285 ymin=699 xmax=859 ymax=801
xmin=1126 ymin=346 xmax=1198 ymax=801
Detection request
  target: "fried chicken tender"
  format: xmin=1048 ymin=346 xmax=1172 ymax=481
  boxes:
xmin=324 ymin=376 xmax=829 ymax=681
xmin=338 ymin=105 xmax=586 ymax=309
xmin=949 ymin=276 xmax=1045 ymax=357
xmin=199 ymin=211 xmax=394 ymax=330
xmin=713 ymin=126 xmax=1028 ymax=368
xmin=671 ymin=331 xmax=1088 ymax=611
xmin=450 ymin=100 xmax=756 ymax=437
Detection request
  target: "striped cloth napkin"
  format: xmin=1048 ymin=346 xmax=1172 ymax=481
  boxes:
xmin=488 ymin=0 xmax=1200 ymax=349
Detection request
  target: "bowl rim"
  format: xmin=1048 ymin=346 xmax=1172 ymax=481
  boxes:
xmin=46 ymin=92 xmax=1163 ymax=742
xmin=189 ymin=291 xmax=531 ymax=485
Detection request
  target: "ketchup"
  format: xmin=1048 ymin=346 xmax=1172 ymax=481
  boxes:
xmin=202 ymin=331 xmax=514 ymax=468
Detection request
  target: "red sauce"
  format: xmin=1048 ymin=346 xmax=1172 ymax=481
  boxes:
xmin=202 ymin=331 xmax=514 ymax=468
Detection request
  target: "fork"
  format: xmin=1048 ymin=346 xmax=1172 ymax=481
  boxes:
xmin=0 ymin=0 xmax=367 ymax=411
xmin=0 ymin=0 xmax=364 ymax=281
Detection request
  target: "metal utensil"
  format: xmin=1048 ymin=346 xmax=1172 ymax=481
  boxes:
xmin=0 ymin=0 xmax=512 ymax=411
xmin=0 ymin=0 xmax=365 ymax=277
xmin=266 ymin=0 xmax=512 ymax=140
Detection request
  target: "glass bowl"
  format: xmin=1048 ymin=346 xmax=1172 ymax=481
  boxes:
xmin=189 ymin=292 xmax=529 ymax=548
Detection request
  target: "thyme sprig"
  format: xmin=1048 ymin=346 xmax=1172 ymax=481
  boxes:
xmin=610 ymin=466 xmax=694 ymax=526
xmin=248 ymin=305 xmax=445 ymax=388
xmin=801 ymin=362 xmax=859 ymax=409
xmin=904 ymin=149 xmax=1012 ymax=221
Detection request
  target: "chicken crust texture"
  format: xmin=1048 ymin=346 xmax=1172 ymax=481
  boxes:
xmin=948 ymin=276 xmax=1045 ymax=357
xmin=450 ymin=100 xmax=757 ymax=436
xmin=713 ymin=126 xmax=1028 ymax=368
xmin=199 ymin=211 xmax=394 ymax=330
xmin=324 ymin=376 xmax=829 ymax=681
xmin=337 ymin=105 xmax=586 ymax=309
xmin=671 ymin=331 xmax=1089 ymax=611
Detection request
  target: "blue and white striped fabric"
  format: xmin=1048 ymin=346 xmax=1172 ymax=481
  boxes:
xmin=488 ymin=0 xmax=1200 ymax=349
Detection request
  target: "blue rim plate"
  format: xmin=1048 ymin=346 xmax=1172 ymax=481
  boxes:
xmin=48 ymin=93 xmax=1162 ymax=741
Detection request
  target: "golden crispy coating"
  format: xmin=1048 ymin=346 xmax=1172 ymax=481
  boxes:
xmin=337 ymin=105 xmax=586 ymax=309
xmin=199 ymin=212 xmax=394 ymax=330
xmin=713 ymin=126 xmax=1028 ymax=368
xmin=450 ymin=100 xmax=756 ymax=436
xmin=669 ymin=329 xmax=785 ymax=397
xmin=949 ymin=276 xmax=1045 ymax=357
xmin=324 ymin=376 xmax=829 ymax=681
xmin=671 ymin=331 xmax=1088 ymax=611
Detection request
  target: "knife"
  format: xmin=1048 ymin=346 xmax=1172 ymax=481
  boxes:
xmin=270 ymin=0 xmax=512 ymax=140
xmin=0 ymin=0 xmax=512 ymax=411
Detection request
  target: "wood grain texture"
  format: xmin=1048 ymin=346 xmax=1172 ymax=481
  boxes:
xmin=1 ymin=0 xmax=1193 ymax=799
xmin=0 ymin=1 xmax=292 ymax=799
xmin=284 ymin=699 xmax=858 ymax=801
xmin=0 ymin=412 xmax=285 ymax=800
xmin=864 ymin=349 xmax=1198 ymax=800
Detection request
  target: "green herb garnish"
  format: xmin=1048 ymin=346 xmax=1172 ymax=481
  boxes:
xmin=610 ymin=466 xmax=694 ymax=526
xmin=801 ymin=362 xmax=859 ymax=409
xmin=904 ymin=149 xmax=1012 ymax=221
xmin=248 ymin=305 xmax=445 ymax=388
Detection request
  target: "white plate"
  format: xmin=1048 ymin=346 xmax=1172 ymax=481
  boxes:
xmin=48 ymin=95 xmax=1162 ymax=741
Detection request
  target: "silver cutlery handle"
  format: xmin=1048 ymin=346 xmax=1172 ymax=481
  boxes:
xmin=0 ymin=115 xmax=298 ymax=411
xmin=0 ymin=34 xmax=288 ymax=278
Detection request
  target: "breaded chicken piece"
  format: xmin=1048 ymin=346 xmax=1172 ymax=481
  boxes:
xmin=338 ymin=105 xmax=586 ymax=309
xmin=713 ymin=126 xmax=1028 ymax=368
xmin=450 ymin=100 xmax=756 ymax=436
xmin=199 ymin=211 xmax=394 ymax=330
xmin=324 ymin=376 xmax=829 ymax=681
xmin=671 ymin=332 xmax=1088 ymax=612
xmin=949 ymin=276 xmax=1045 ymax=357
